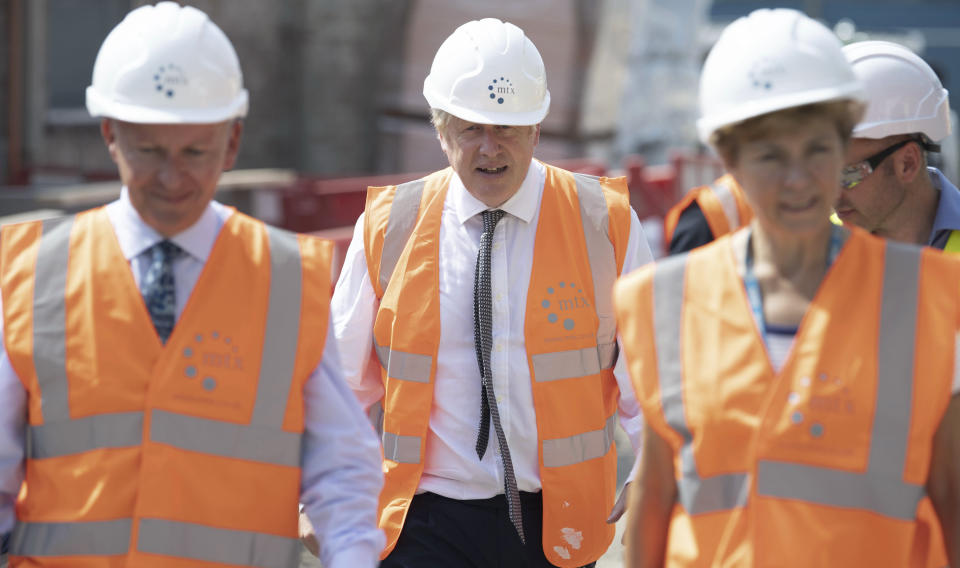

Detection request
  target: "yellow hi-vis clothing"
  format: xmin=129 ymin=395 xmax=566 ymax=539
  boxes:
xmin=946 ymin=230 xmax=960 ymax=252
xmin=362 ymin=164 xmax=631 ymax=567
xmin=614 ymin=227 xmax=960 ymax=567
xmin=1 ymin=209 xmax=332 ymax=567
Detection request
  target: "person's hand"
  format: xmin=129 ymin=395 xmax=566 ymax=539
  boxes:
xmin=299 ymin=512 xmax=319 ymax=557
xmin=607 ymin=481 xmax=631 ymax=524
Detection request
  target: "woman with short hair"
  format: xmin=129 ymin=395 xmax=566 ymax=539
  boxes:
xmin=615 ymin=8 xmax=960 ymax=567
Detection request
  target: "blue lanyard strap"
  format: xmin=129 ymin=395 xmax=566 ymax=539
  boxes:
xmin=744 ymin=224 xmax=845 ymax=346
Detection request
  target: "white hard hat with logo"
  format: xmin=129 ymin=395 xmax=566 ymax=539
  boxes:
xmin=843 ymin=40 xmax=951 ymax=143
xmin=697 ymin=8 xmax=865 ymax=145
xmin=423 ymin=18 xmax=550 ymax=126
xmin=86 ymin=1 xmax=248 ymax=124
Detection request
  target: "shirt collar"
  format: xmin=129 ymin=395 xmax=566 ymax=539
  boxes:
xmin=928 ymin=167 xmax=960 ymax=244
xmin=110 ymin=186 xmax=223 ymax=262
xmin=452 ymin=160 xmax=545 ymax=225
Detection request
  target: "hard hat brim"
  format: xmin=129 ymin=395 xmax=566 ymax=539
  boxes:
xmin=425 ymin=89 xmax=551 ymax=127
xmin=86 ymin=86 xmax=249 ymax=124
xmin=698 ymin=82 xmax=864 ymax=145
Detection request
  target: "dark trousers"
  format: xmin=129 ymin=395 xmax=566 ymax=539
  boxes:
xmin=381 ymin=491 xmax=597 ymax=568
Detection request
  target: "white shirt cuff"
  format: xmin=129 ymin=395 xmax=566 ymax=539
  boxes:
xmin=324 ymin=542 xmax=382 ymax=568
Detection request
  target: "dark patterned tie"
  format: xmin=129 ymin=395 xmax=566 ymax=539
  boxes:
xmin=473 ymin=209 xmax=525 ymax=543
xmin=141 ymin=240 xmax=181 ymax=343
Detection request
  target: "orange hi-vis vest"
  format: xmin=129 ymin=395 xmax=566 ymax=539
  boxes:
xmin=363 ymin=164 xmax=631 ymax=567
xmin=1 ymin=208 xmax=332 ymax=567
xmin=923 ymin=226 xmax=960 ymax=567
xmin=663 ymin=174 xmax=753 ymax=245
xmin=614 ymin=228 xmax=960 ymax=567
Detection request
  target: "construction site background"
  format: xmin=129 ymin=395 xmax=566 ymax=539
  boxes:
xmin=2 ymin=0 xmax=959 ymax=257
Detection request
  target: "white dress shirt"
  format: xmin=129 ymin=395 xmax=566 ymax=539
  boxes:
xmin=0 ymin=188 xmax=385 ymax=568
xmin=332 ymin=160 xmax=653 ymax=500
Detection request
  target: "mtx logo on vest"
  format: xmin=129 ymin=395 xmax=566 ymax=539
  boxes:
xmin=778 ymin=371 xmax=859 ymax=456
xmin=538 ymin=280 xmax=592 ymax=341
xmin=180 ymin=330 xmax=244 ymax=393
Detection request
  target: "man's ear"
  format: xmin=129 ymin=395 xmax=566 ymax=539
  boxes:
xmin=100 ymin=118 xmax=119 ymax=164
xmin=895 ymin=141 xmax=924 ymax=183
xmin=437 ymin=127 xmax=450 ymax=156
xmin=222 ymin=119 xmax=244 ymax=171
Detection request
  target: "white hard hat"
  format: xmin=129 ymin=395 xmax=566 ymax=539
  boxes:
xmin=423 ymin=18 xmax=550 ymax=126
xmin=86 ymin=2 xmax=248 ymax=124
xmin=844 ymin=40 xmax=951 ymax=143
xmin=697 ymin=8 xmax=864 ymax=144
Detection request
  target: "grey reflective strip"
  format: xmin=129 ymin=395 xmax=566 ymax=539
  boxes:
xmin=32 ymin=216 xmax=74 ymax=423
xmin=382 ymin=431 xmax=421 ymax=464
xmin=870 ymin=242 xmax=919 ymax=475
xmin=542 ymin=413 xmax=617 ymax=468
xmin=652 ymin=256 xmax=692 ymax=457
xmin=653 ymin=255 xmax=750 ymax=514
xmin=150 ymin=409 xmax=300 ymax=466
xmin=379 ymin=179 xmax=426 ymax=292
xmin=373 ymin=339 xmax=432 ymax=383
xmin=710 ymin=180 xmax=740 ymax=230
xmin=531 ymin=342 xmax=617 ymax=382
xmin=678 ymin=467 xmax=750 ymax=515
xmin=250 ymin=227 xmax=302 ymax=429
xmin=10 ymin=519 xmax=131 ymax=556
xmin=756 ymin=242 xmax=924 ymax=520
xmin=575 ymin=174 xmax=618 ymax=348
xmin=599 ymin=341 xmax=617 ymax=369
xmin=756 ymin=461 xmax=924 ymax=520
xmin=28 ymin=412 xmax=143 ymax=458
xmin=137 ymin=518 xmax=299 ymax=567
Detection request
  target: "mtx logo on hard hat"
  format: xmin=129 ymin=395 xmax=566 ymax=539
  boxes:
xmin=154 ymin=64 xmax=189 ymax=99
xmin=488 ymin=77 xmax=515 ymax=105
xmin=749 ymin=58 xmax=786 ymax=91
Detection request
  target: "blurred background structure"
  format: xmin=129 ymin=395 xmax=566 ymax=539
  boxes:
xmin=1 ymin=0 xmax=959 ymax=259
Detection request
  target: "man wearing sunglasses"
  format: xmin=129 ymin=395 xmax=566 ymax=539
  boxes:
xmin=838 ymin=40 xmax=960 ymax=568
xmin=836 ymin=41 xmax=960 ymax=252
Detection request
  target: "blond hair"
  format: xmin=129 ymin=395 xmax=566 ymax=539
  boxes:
xmin=711 ymin=100 xmax=862 ymax=165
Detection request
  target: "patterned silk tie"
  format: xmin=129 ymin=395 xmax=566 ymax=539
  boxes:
xmin=141 ymin=240 xmax=182 ymax=343
xmin=473 ymin=209 xmax=525 ymax=543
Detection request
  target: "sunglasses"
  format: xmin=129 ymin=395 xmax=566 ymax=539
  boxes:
xmin=841 ymin=138 xmax=940 ymax=190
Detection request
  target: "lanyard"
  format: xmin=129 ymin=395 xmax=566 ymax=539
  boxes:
xmin=744 ymin=224 xmax=844 ymax=347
